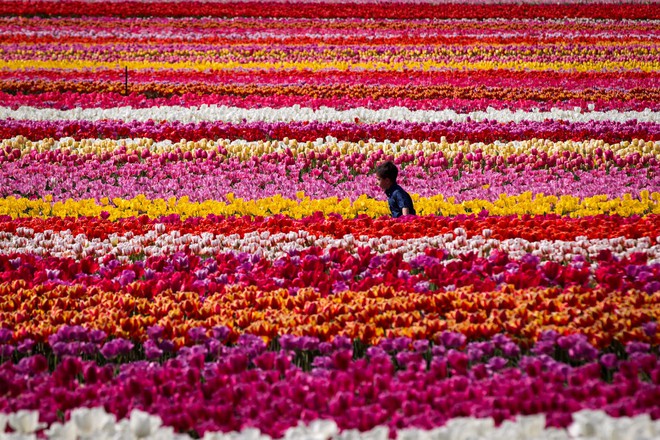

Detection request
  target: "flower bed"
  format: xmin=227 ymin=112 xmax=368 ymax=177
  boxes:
xmin=0 ymin=0 xmax=659 ymax=438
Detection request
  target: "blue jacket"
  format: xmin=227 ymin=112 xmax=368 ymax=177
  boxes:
xmin=385 ymin=184 xmax=415 ymax=218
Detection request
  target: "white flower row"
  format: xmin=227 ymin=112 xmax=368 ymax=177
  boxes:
xmin=2 ymin=407 xmax=659 ymax=440
xmin=6 ymin=29 xmax=647 ymax=41
xmin=3 ymin=105 xmax=659 ymax=125
xmin=4 ymin=227 xmax=659 ymax=265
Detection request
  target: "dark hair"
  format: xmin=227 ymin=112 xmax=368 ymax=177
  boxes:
xmin=375 ymin=161 xmax=398 ymax=181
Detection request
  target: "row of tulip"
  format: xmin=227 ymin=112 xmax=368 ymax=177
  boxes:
xmin=0 ymin=334 xmax=658 ymax=437
xmin=6 ymin=105 xmax=660 ymax=125
xmin=1 ymin=2 xmax=658 ymax=19
xmin=3 ymin=120 xmax=657 ymax=144
xmin=1 ymin=226 xmax=658 ymax=264
xmin=4 ymin=323 xmax=657 ymax=362
xmin=2 ymin=193 xmax=658 ymax=219
xmin=3 ymin=77 xmax=657 ymax=109
xmin=3 ymin=15 xmax=656 ymax=43
xmin=2 ymin=157 xmax=657 ymax=203
xmin=3 ymin=91 xmax=659 ymax=113
xmin=6 ymin=46 xmax=657 ymax=69
xmin=9 ymin=59 xmax=657 ymax=74
xmin=5 ymin=407 xmax=660 ymax=440
xmin=5 ymin=137 xmax=658 ymax=158
xmin=4 ymin=68 xmax=655 ymax=89
xmin=2 ymin=213 xmax=658 ymax=241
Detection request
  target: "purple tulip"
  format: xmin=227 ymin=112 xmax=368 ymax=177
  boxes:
xmin=118 ymin=269 xmax=136 ymax=286
xmin=17 ymin=338 xmax=36 ymax=354
xmin=318 ymin=342 xmax=333 ymax=355
xmin=211 ymin=326 xmax=230 ymax=342
xmin=89 ymin=329 xmax=107 ymax=344
xmin=188 ymin=327 xmax=209 ymax=343
xmin=600 ymin=353 xmax=618 ymax=369
xmin=332 ymin=336 xmax=353 ymax=351
xmin=0 ymin=328 xmax=14 ymax=343
xmin=144 ymin=340 xmax=163 ymax=360
xmin=0 ymin=344 xmax=15 ymax=357
xmin=278 ymin=334 xmax=299 ymax=351
xmin=642 ymin=321 xmax=657 ymax=338
xmin=438 ymin=331 xmax=466 ymax=349
xmin=147 ymin=325 xmax=166 ymax=341
xmin=100 ymin=338 xmax=134 ymax=360
xmin=626 ymin=342 xmax=651 ymax=355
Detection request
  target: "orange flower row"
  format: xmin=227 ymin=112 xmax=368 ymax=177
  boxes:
xmin=1 ymin=281 xmax=657 ymax=348
xmin=1 ymin=79 xmax=658 ymax=102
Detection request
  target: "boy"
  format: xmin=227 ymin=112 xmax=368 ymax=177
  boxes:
xmin=375 ymin=161 xmax=416 ymax=218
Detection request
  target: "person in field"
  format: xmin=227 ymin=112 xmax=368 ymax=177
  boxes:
xmin=375 ymin=161 xmax=416 ymax=218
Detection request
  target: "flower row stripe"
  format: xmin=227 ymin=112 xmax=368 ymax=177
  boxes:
xmin=0 ymin=281 xmax=657 ymax=345
xmin=5 ymin=105 xmax=660 ymax=125
xmin=7 ymin=408 xmax=660 ymax=440
xmin=6 ymin=137 xmax=658 ymax=158
xmin=2 ymin=228 xmax=658 ymax=264
xmin=3 ymin=214 xmax=658 ymax=241
xmin=2 ymin=15 xmax=658 ymax=40
xmin=5 ymin=45 xmax=657 ymax=65
xmin=1 ymin=193 xmax=659 ymax=219
xmin=3 ymin=81 xmax=655 ymax=108
xmin=2 ymin=120 xmax=659 ymax=144
xmin=6 ymin=408 xmax=659 ymax=440
xmin=3 ymin=59 xmax=658 ymax=73
xmin=2 ymin=92 xmax=659 ymax=113
xmin=5 ymin=157 xmax=656 ymax=203
xmin=1 ymin=1 xmax=659 ymax=19
xmin=2 ymin=69 xmax=656 ymax=93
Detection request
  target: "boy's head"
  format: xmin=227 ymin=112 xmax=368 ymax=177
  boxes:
xmin=375 ymin=161 xmax=398 ymax=191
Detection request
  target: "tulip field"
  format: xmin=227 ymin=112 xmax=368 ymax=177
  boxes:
xmin=1 ymin=0 xmax=660 ymax=439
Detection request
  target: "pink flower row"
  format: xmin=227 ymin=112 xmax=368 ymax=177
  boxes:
xmin=1 ymin=150 xmax=658 ymax=202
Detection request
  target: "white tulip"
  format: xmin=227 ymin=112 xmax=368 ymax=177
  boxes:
xmin=0 ymin=433 xmax=37 ymax=440
xmin=126 ymin=410 xmax=162 ymax=438
xmin=284 ymin=420 xmax=338 ymax=440
xmin=44 ymin=422 xmax=77 ymax=440
xmin=8 ymin=410 xmax=45 ymax=434
xmin=70 ymin=407 xmax=117 ymax=438
xmin=396 ymin=428 xmax=431 ymax=440
xmin=568 ymin=410 xmax=608 ymax=438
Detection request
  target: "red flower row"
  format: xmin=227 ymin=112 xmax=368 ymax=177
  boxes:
xmin=2 ymin=120 xmax=659 ymax=144
xmin=1 ymin=1 xmax=658 ymax=20
xmin=0 ymin=245 xmax=657 ymax=298
xmin=2 ymin=214 xmax=659 ymax=241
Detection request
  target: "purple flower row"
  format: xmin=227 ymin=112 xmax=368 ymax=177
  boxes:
xmin=0 ymin=331 xmax=658 ymax=437
xmin=2 ymin=324 xmax=657 ymax=366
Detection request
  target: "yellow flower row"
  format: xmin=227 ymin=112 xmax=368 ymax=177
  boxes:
xmin=5 ymin=136 xmax=658 ymax=160
xmin=2 ymin=59 xmax=658 ymax=73
xmin=1 ymin=192 xmax=658 ymax=220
